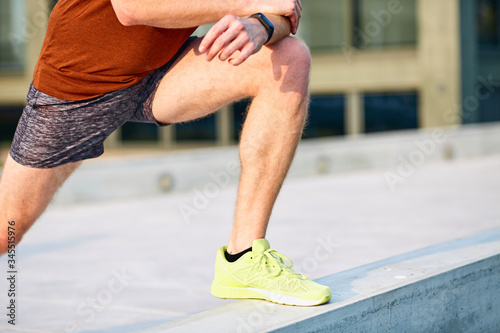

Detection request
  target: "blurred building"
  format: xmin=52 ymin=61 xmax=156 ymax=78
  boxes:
xmin=0 ymin=0 xmax=499 ymax=151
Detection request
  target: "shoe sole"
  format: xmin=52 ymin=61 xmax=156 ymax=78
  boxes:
xmin=211 ymin=284 xmax=331 ymax=306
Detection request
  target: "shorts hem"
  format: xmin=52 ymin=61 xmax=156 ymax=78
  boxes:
xmin=9 ymin=146 xmax=104 ymax=169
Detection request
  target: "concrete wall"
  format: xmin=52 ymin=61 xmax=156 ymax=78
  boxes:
xmin=418 ymin=0 xmax=461 ymax=128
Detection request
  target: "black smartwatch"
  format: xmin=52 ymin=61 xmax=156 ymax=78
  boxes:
xmin=249 ymin=13 xmax=274 ymax=45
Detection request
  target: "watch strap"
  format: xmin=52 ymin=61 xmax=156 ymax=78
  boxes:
xmin=249 ymin=13 xmax=274 ymax=44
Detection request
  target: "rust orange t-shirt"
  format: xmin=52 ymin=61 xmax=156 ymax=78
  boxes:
xmin=33 ymin=0 xmax=197 ymax=101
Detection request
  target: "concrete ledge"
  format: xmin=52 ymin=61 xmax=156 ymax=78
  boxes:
xmin=48 ymin=122 xmax=500 ymax=205
xmin=135 ymin=229 xmax=500 ymax=332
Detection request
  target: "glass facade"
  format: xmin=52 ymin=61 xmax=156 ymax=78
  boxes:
xmin=0 ymin=0 xmax=26 ymax=72
xmin=49 ymin=0 xmax=59 ymax=11
xmin=232 ymin=96 xmax=344 ymax=140
xmin=2 ymin=0 xmax=497 ymax=147
xmin=364 ymin=92 xmax=418 ymax=133
xmin=0 ymin=105 xmax=23 ymax=142
xmin=461 ymin=0 xmax=500 ymax=124
xmin=232 ymin=98 xmax=251 ymax=142
xmin=121 ymin=115 xmax=219 ymax=143
xmin=121 ymin=122 xmax=159 ymax=142
xmin=477 ymin=0 xmax=500 ymax=50
xmin=175 ymin=114 xmax=217 ymax=142
xmin=299 ymin=0 xmax=346 ymax=50
xmin=477 ymin=0 xmax=500 ymax=122
xmin=304 ymin=95 xmax=345 ymax=138
xmin=354 ymin=0 xmax=417 ymax=49
xmin=478 ymin=91 xmax=500 ymax=122
xmin=299 ymin=0 xmax=417 ymax=51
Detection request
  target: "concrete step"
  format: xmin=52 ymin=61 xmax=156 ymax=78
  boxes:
xmin=135 ymin=228 xmax=500 ymax=333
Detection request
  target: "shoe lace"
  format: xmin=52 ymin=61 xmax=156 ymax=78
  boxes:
xmin=254 ymin=249 xmax=306 ymax=279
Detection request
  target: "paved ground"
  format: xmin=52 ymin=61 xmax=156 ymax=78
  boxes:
xmin=1 ymin=154 xmax=499 ymax=333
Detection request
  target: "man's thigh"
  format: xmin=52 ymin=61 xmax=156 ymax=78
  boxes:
xmin=152 ymin=37 xmax=284 ymax=125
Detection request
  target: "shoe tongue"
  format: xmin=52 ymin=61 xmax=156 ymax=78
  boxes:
xmin=252 ymin=239 xmax=270 ymax=253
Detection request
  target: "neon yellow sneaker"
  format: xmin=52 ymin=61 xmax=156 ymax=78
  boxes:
xmin=211 ymin=239 xmax=331 ymax=306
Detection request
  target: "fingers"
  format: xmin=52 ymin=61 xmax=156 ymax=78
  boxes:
xmin=199 ymin=15 xmax=265 ymax=66
xmin=229 ymin=42 xmax=256 ymax=66
xmin=206 ymin=29 xmax=237 ymax=61
xmin=199 ymin=18 xmax=230 ymax=54
xmin=286 ymin=1 xmax=302 ymax=35
xmin=292 ymin=2 xmax=302 ymax=34
xmin=200 ymin=15 xmax=245 ymax=61
xmin=219 ymin=34 xmax=249 ymax=62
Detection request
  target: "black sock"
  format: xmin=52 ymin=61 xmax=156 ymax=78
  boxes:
xmin=225 ymin=247 xmax=252 ymax=262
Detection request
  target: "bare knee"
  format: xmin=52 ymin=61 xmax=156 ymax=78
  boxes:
xmin=255 ymin=37 xmax=310 ymax=127
xmin=249 ymin=37 xmax=311 ymax=94
xmin=275 ymin=36 xmax=312 ymax=70
xmin=267 ymin=37 xmax=312 ymax=88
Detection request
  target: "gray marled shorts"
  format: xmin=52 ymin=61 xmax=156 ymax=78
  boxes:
xmin=10 ymin=37 xmax=195 ymax=169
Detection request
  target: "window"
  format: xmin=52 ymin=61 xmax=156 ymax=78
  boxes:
xmin=121 ymin=122 xmax=159 ymax=142
xmin=476 ymin=0 xmax=500 ymax=122
xmin=49 ymin=0 xmax=59 ymax=11
xmin=232 ymin=96 xmax=345 ymax=140
xmin=364 ymin=92 xmax=418 ymax=133
xmin=478 ymin=0 xmax=500 ymax=50
xmin=299 ymin=0 xmax=417 ymax=51
xmin=0 ymin=106 xmax=23 ymax=142
xmin=232 ymin=98 xmax=251 ymax=142
xmin=0 ymin=0 xmax=26 ymax=72
xmin=299 ymin=0 xmax=346 ymax=50
xmin=304 ymin=95 xmax=345 ymax=138
xmin=175 ymin=114 xmax=217 ymax=142
xmin=354 ymin=0 xmax=417 ymax=49
xmin=478 ymin=90 xmax=500 ymax=122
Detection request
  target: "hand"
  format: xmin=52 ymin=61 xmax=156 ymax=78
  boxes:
xmin=258 ymin=0 xmax=302 ymax=34
xmin=199 ymin=15 xmax=268 ymax=66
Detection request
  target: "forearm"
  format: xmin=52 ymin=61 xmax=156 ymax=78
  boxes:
xmin=112 ymin=0 xmax=258 ymax=27
xmin=263 ymin=14 xmax=291 ymax=45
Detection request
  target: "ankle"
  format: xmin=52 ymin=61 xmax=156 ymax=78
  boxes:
xmin=227 ymin=240 xmax=254 ymax=254
xmin=227 ymin=245 xmax=248 ymax=254
xmin=224 ymin=247 xmax=252 ymax=262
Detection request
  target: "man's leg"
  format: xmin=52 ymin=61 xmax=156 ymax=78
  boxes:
xmin=0 ymin=155 xmax=81 ymax=254
xmin=152 ymin=36 xmax=310 ymax=253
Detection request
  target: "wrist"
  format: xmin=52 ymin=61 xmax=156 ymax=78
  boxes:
xmin=248 ymin=17 xmax=271 ymax=44
xmin=249 ymin=13 xmax=274 ymax=44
